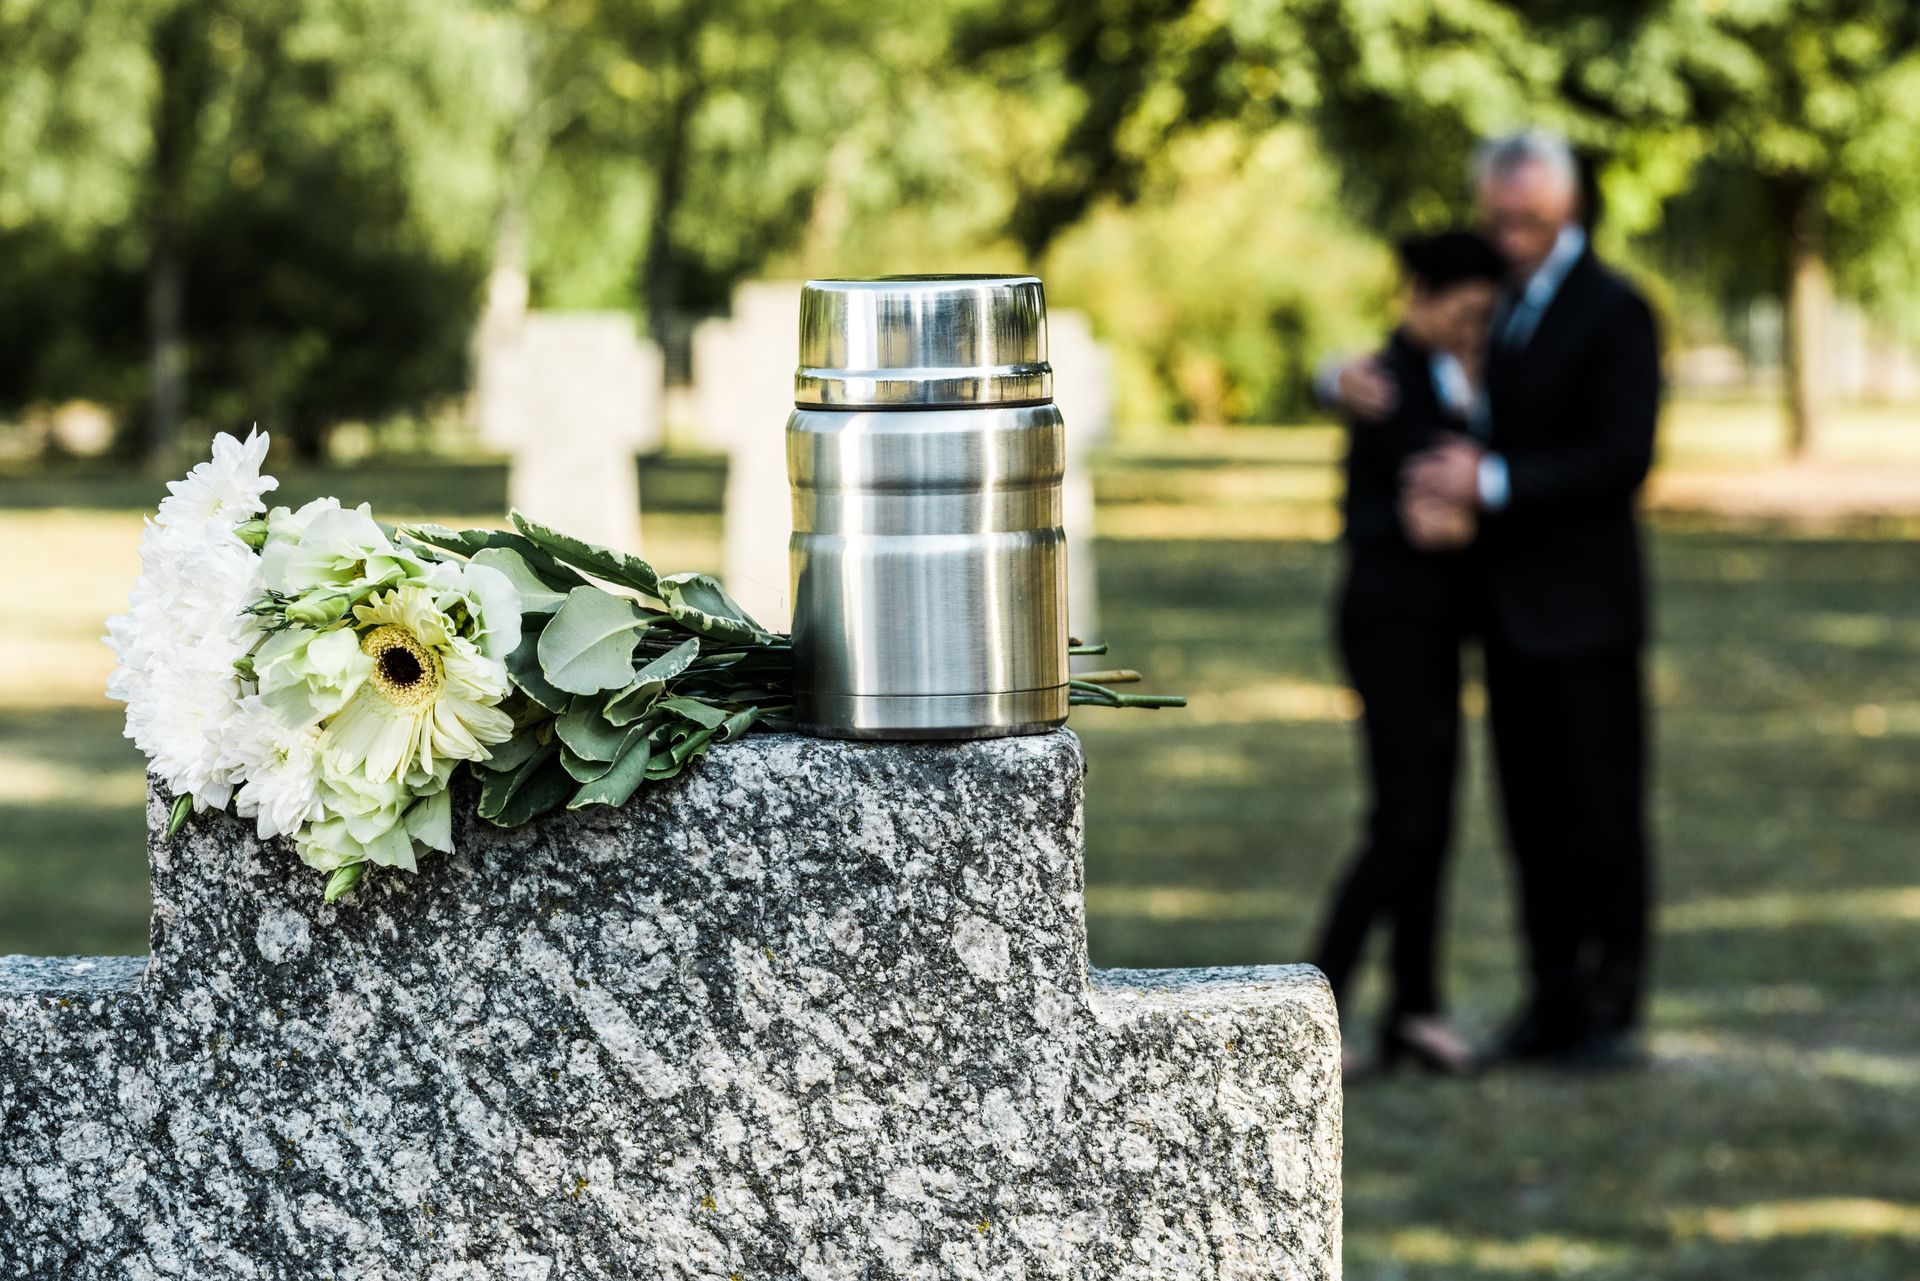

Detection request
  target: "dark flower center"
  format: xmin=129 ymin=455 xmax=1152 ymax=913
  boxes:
xmin=380 ymin=647 xmax=424 ymax=687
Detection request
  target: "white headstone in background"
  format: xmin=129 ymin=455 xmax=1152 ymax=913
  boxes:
xmin=693 ymin=282 xmax=805 ymax=632
xmin=1048 ymin=309 xmax=1112 ymax=652
xmin=477 ymin=311 xmax=661 ymax=555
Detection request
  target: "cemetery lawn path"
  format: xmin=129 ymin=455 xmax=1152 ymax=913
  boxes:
xmin=4 ymin=442 xmax=1918 ymax=1279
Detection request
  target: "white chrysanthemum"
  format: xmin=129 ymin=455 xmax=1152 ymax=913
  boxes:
xmin=156 ymin=428 xmax=276 ymax=529
xmin=105 ymin=435 xmax=275 ymax=811
xmin=226 ymin=696 xmax=324 ymax=840
xmin=323 ymin=581 xmax=515 ymax=784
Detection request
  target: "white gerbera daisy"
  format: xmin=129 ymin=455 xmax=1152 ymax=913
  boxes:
xmin=323 ymin=583 xmax=515 ymax=784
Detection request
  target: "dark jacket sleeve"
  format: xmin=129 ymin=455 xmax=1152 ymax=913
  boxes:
xmin=1503 ymin=292 xmax=1661 ymax=511
xmin=1341 ymin=346 xmax=1445 ymax=545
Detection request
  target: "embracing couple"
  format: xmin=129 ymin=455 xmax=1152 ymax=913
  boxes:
xmin=1311 ymin=130 xmax=1662 ymax=1076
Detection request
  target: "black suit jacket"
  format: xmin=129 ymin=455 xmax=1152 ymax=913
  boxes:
xmin=1482 ymin=250 xmax=1662 ymax=657
xmin=1338 ymin=329 xmax=1471 ymax=633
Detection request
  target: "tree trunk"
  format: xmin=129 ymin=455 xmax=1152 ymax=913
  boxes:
xmin=1777 ymin=179 xmax=1830 ymax=459
xmin=145 ymin=7 xmax=199 ymax=473
xmin=639 ymin=60 xmax=701 ymax=350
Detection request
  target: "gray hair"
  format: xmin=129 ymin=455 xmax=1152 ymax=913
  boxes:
xmin=1473 ymin=129 xmax=1579 ymax=194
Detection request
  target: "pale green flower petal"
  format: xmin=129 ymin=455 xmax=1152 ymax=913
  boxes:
xmin=257 ymin=627 xmax=372 ymax=726
xmin=405 ymin=789 xmax=453 ymax=854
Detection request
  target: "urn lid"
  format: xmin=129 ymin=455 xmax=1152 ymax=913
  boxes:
xmin=794 ymin=274 xmax=1052 ymax=409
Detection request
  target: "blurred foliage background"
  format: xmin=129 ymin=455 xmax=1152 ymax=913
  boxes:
xmin=9 ymin=0 xmax=1920 ymax=457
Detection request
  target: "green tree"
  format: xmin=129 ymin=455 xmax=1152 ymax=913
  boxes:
xmin=1597 ymin=2 xmax=1920 ymax=452
xmin=0 ymin=0 xmax=507 ymax=464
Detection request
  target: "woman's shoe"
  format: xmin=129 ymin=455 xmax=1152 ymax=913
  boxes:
xmin=1377 ymin=1014 xmax=1478 ymax=1076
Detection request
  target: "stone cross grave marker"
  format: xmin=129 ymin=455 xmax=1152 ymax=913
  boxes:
xmin=475 ymin=310 xmax=662 ymax=555
xmin=1047 ymin=309 xmax=1113 ymax=651
xmin=3 ymin=732 xmax=1340 ymax=1279
xmin=692 ymin=281 xmax=807 ymax=632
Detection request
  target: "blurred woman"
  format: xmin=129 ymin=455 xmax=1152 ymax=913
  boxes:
xmin=1310 ymin=231 xmax=1506 ymax=1076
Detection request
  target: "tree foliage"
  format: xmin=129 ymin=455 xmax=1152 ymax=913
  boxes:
xmin=7 ymin=0 xmax=1920 ymax=451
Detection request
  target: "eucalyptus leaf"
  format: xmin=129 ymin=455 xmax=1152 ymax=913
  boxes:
xmin=603 ymin=680 xmax=663 ymax=726
xmin=565 ymin=724 xmax=658 ymax=810
xmin=510 ymin=511 xmax=663 ymax=598
xmin=561 ymin=745 xmax=616 ymax=783
xmin=656 ymin=696 xmax=729 ymax=729
xmin=401 ymin=524 xmax=587 ymax=591
xmin=604 ymin=637 xmax=701 ymax=724
xmin=538 ymin=587 xmax=649 ymax=695
xmin=471 ymin=547 xmax=569 ymax=614
xmin=507 ymin=632 xmax=570 ymax=713
xmin=556 ymin=697 xmax=633 ymax=761
xmin=716 ymin=706 xmax=760 ymax=741
xmin=658 ymin=572 xmax=765 ymax=642
xmin=478 ymin=740 xmax=574 ymax=827
xmin=476 ymin=731 xmax=542 ymax=774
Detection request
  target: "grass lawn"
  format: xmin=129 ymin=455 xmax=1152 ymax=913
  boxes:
xmin=3 ymin=420 xmax=1917 ymax=1277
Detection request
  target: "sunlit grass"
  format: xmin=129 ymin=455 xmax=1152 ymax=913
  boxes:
xmin=1671 ymin=1198 xmax=1920 ymax=1243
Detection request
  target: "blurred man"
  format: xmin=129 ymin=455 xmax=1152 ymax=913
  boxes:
xmin=1323 ymin=131 xmax=1663 ymax=1070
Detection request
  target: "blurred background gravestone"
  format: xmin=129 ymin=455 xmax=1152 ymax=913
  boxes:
xmin=1048 ymin=309 xmax=1112 ymax=656
xmin=693 ymin=281 xmax=806 ymax=631
xmin=476 ymin=311 xmax=662 ymax=554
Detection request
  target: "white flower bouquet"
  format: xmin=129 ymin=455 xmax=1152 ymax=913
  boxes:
xmin=108 ymin=432 xmax=1178 ymax=903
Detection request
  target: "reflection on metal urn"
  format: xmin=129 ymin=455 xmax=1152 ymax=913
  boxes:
xmin=788 ymin=275 xmax=1069 ymax=739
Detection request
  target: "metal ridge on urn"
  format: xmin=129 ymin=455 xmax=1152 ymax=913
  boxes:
xmin=794 ymin=274 xmax=1053 ymax=409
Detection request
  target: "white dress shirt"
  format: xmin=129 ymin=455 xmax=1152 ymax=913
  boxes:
xmin=1478 ymin=223 xmax=1588 ymax=511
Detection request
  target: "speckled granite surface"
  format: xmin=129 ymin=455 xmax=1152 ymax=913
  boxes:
xmin=1 ymin=731 xmax=1339 ymax=1280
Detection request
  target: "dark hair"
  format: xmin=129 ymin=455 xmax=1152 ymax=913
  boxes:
xmin=1395 ymin=231 xmax=1507 ymax=291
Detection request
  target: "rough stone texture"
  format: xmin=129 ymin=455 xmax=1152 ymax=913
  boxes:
xmin=1 ymin=731 xmax=1340 ymax=1280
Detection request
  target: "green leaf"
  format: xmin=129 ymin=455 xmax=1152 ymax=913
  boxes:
xmin=510 ymin=511 xmax=663 ymax=598
xmin=565 ymin=724 xmax=658 ymax=810
xmin=323 ymin=863 xmax=366 ymax=903
xmin=657 ymin=695 xmax=729 ymax=729
xmin=400 ymin=525 xmax=587 ymax=591
xmin=478 ymin=740 xmax=575 ymax=827
xmin=604 ymin=680 xmax=663 ymax=726
xmin=538 ymin=587 xmax=650 ymax=695
xmin=476 ymin=730 xmax=542 ymax=774
xmin=716 ymin=706 xmax=760 ymax=741
xmin=556 ymin=697 xmax=632 ymax=761
xmin=165 ymin=793 xmax=193 ymax=841
xmin=471 ymin=547 xmax=569 ymax=615
xmin=658 ymin=572 xmax=766 ymax=642
xmin=668 ymin=725 xmax=721 ymax=767
xmin=561 ymin=745 xmax=616 ymax=783
xmin=507 ymin=631 xmax=570 ymax=713
xmin=604 ymin=637 xmax=701 ymax=724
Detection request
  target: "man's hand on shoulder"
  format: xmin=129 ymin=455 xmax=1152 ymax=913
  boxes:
xmin=1318 ymin=354 xmax=1399 ymax=422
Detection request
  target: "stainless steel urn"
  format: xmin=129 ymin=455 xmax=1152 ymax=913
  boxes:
xmin=787 ymin=274 xmax=1068 ymax=740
